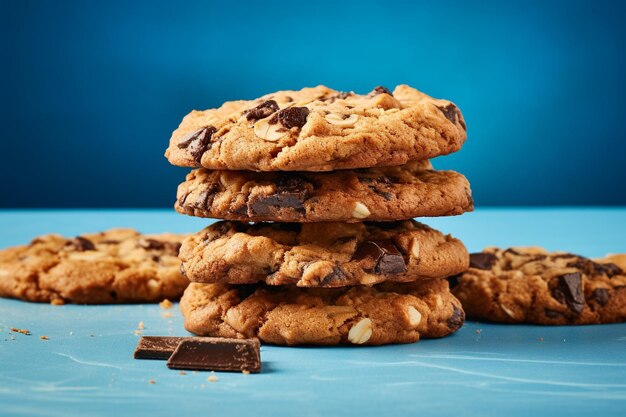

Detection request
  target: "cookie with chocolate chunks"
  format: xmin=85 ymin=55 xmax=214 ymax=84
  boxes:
xmin=452 ymin=247 xmax=626 ymax=325
xmin=180 ymin=279 xmax=464 ymax=346
xmin=175 ymin=160 xmax=473 ymax=223
xmin=179 ymin=220 xmax=468 ymax=288
xmin=0 ymin=229 xmax=188 ymax=304
xmin=165 ymin=84 xmax=466 ymax=171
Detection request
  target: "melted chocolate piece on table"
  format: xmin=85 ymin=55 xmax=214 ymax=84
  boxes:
xmin=353 ymin=240 xmax=407 ymax=274
xmin=469 ymin=252 xmax=497 ymax=270
xmin=167 ymin=338 xmax=261 ymax=373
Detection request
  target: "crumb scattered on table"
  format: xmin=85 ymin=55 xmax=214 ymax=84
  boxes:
xmin=538 ymin=337 xmax=544 ymax=342
xmin=160 ymin=299 xmax=173 ymax=309
xmin=179 ymin=371 xmax=187 ymax=375
xmin=149 ymin=379 xmax=156 ymax=384
xmin=40 ymin=335 xmax=49 ymax=340
xmin=242 ymin=370 xmax=250 ymax=375
xmin=51 ymin=299 xmax=65 ymax=306
xmin=207 ymin=375 xmax=219 ymax=382
xmin=162 ymin=312 xmax=173 ymax=318
xmin=10 ymin=328 xmax=31 ymax=335
xmin=137 ymin=321 xmax=145 ymax=330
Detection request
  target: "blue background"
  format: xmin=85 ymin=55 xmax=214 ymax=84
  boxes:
xmin=1 ymin=0 xmax=625 ymax=208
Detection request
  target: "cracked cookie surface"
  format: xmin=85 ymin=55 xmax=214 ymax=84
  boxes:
xmin=451 ymin=247 xmax=626 ymax=325
xmin=0 ymin=229 xmax=189 ymax=304
xmin=180 ymin=279 xmax=464 ymax=345
xmin=175 ymin=160 xmax=473 ymax=222
xmin=165 ymin=85 xmax=466 ymax=171
xmin=179 ymin=220 xmax=468 ymax=287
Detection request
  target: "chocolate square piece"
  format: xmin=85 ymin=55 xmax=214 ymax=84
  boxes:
xmin=134 ymin=336 xmax=185 ymax=359
xmin=166 ymin=338 xmax=261 ymax=373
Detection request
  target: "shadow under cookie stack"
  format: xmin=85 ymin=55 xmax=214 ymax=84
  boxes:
xmin=165 ymin=85 xmax=473 ymax=346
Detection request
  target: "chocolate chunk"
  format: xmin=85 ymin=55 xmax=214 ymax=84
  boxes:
xmin=469 ymin=252 xmax=497 ymax=270
xmin=591 ymin=288 xmax=610 ymax=306
xmin=544 ymin=309 xmax=565 ymax=319
xmin=139 ymin=239 xmax=181 ymax=255
xmin=551 ymin=272 xmax=584 ymax=314
xmin=134 ymin=336 xmax=185 ymax=360
xmin=248 ymin=175 xmax=310 ymax=216
xmin=566 ymin=258 xmax=623 ymax=278
xmin=71 ymin=236 xmax=95 ymax=251
xmin=447 ymin=274 xmax=462 ymax=289
xmin=446 ymin=305 xmax=465 ymax=330
xmin=353 ymin=240 xmax=406 ymax=274
xmin=319 ymin=267 xmax=348 ymax=286
xmin=235 ymin=283 xmax=262 ymax=300
xmin=270 ymin=107 xmax=310 ymax=129
xmin=177 ymin=126 xmax=217 ymax=164
xmin=369 ymin=186 xmax=393 ymax=201
xmin=368 ymin=86 xmax=393 ymax=96
xmin=244 ymin=100 xmax=279 ymax=121
xmin=166 ymin=338 xmax=261 ymax=373
xmin=436 ymin=104 xmax=465 ymax=129
xmin=338 ymin=91 xmax=354 ymax=99
xmin=594 ymin=262 xmax=623 ymax=277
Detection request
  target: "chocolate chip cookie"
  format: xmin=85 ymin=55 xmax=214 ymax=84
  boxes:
xmin=180 ymin=279 xmax=464 ymax=345
xmin=179 ymin=220 xmax=469 ymax=287
xmin=451 ymin=247 xmax=626 ymax=325
xmin=165 ymin=85 xmax=466 ymax=171
xmin=175 ymin=160 xmax=473 ymax=223
xmin=0 ymin=229 xmax=188 ymax=304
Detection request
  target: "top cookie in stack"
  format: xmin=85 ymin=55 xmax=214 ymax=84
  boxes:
xmin=165 ymin=85 xmax=472 ymax=345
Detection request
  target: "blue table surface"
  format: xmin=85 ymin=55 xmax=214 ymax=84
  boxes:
xmin=1 ymin=208 xmax=625 ymax=417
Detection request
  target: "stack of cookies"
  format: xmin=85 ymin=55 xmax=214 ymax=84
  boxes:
xmin=165 ymin=85 xmax=473 ymax=345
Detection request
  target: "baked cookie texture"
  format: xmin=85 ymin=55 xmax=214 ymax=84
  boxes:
xmin=0 ymin=229 xmax=188 ymax=304
xmin=180 ymin=279 xmax=464 ymax=345
xmin=179 ymin=220 xmax=469 ymax=287
xmin=451 ymin=247 xmax=626 ymax=325
xmin=175 ymin=160 xmax=473 ymax=223
xmin=165 ymin=85 xmax=466 ymax=172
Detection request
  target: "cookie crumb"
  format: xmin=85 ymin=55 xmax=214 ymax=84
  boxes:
xmin=538 ymin=337 xmax=544 ymax=342
xmin=179 ymin=371 xmax=187 ymax=375
xmin=475 ymin=329 xmax=482 ymax=335
xmin=10 ymin=328 xmax=31 ymax=335
xmin=162 ymin=312 xmax=173 ymax=318
xmin=207 ymin=375 xmax=219 ymax=383
xmin=160 ymin=299 xmax=173 ymax=309
xmin=134 ymin=330 xmax=142 ymax=336
xmin=137 ymin=321 xmax=145 ymax=330
xmin=149 ymin=379 xmax=156 ymax=385
xmin=40 ymin=335 xmax=49 ymax=340
xmin=51 ymin=299 xmax=65 ymax=306
xmin=242 ymin=370 xmax=250 ymax=375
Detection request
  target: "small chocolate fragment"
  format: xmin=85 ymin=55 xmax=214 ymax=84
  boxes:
xmin=338 ymin=91 xmax=354 ymax=99
xmin=447 ymin=274 xmax=462 ymax=289
xmin=319 ymin=266 xmax=348 ymax=286
xmin=134 ymin=336 xmax=185 ymax=360
xmin=270 ymin=107 xmax=310 ymax=129
xmin=166 ymin=338 xmax=261 ymax=373
xmin=368 ymin=86 xmax=393 ymax=96
xmin=551 ymin=272 xmax=584 ymax=314
xmin=353 ymin=240 xmax=406 ymax=274
xmin=245 ymin=100 xmax=279 ymax=121
xmin=139 ymin=239 xmax=181 ymax=255
xmin=594 ymin=262 xmax=623 ymax=278
xmin=177 ymin=126 xmax=217 ymax=164
xmin=544 ymin=309 xmax=565 ymax=319
xmin=436 ymin=103 xmax=465 ymax=129
xmin=469 ymin=252 xmax=497 ymax=270
xmin=71 ymin=236 xmax=96 ymax=252
xmin=591 ymin=288 xmax=610 ymax=306
xmin=446 ymin=305 xmax=465 ymax=330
